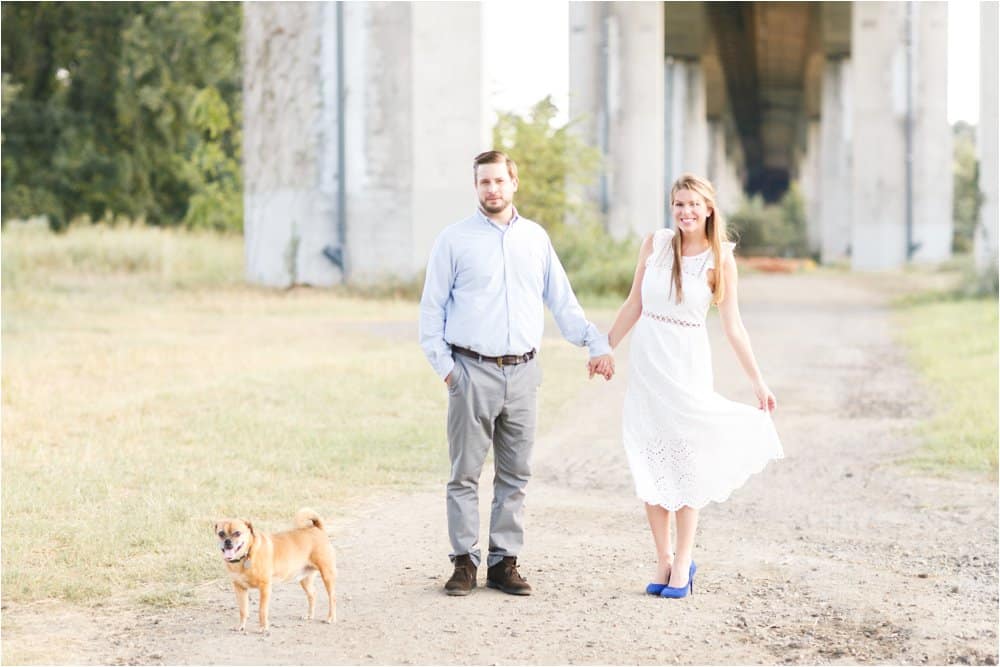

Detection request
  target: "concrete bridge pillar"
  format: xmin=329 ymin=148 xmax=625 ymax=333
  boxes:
xmin=820 ymin=59 xmax=852 ymax=263
xmin=800 ymin=119 xmax=823 ymax=256
xmin=666 ymin=59 xmax=709 ymax=187
xmin=707 ymin=118 xmax=744 ymax=215
xmin=569 ymin=2 xmax=664 ymax=239
xmin=243 ymin=2 xmax=482 ymax=287
xmin=850 ymin=1 xmax=951 ymax=270
xmin=910 ymin=2 xmax=951 ymax=263
xmin=977 ymin=1 xmax=999 ymax=275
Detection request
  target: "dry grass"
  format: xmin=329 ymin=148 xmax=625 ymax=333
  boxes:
xmin=841 ymin=258 xmax=998 ymax=476
xmin=1 ymin=223 xmax=606 ymax=605
xmin=894 ymin=296 xmax=999 ymax=476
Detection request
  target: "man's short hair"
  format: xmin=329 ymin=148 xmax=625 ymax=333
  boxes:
xmin=473 ymin=150 xmax=518 ymax=182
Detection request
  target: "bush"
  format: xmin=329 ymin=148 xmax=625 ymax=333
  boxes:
xmin=550 ymin=223 xmax=637 ymax=298
xmin=952 ymin=122 xmax=981 ymax=253
xmin=727 ymin=185 xmax=809 ymax=257
xmin=492 ymin=97 xmax=635 ymax=297
xmin=492 ymin=97 xmax=602 ymax=230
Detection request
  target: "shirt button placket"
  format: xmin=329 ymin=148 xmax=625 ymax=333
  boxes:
xmin=502 ymin=229 xmax=513 ymax=355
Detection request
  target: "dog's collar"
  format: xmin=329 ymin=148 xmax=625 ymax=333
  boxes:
xmin=226 ymin=555 xmax=252 ymax=569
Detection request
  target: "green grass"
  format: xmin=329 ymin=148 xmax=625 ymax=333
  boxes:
xmin=1 ymin=223 xmax=604 ymax=606
xmin=894 ymin=295 xmax=998 ymax=476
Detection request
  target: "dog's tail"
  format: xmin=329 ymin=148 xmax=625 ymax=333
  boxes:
xmin=294 ymin=507 xmax=325 ymax=531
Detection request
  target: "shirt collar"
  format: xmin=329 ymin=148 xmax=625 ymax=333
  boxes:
xmin=476 ymin=206 xmax=520 ymax=230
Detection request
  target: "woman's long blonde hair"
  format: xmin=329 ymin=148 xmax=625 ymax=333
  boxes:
xmin=669 ymin=173 xmax=730 ymax=306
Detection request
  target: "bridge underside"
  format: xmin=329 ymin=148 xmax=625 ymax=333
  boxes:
xmin=667 ymin=2 xmax=848 ymax=202
xmin=570 ymin=1 xmax=952 ymax=269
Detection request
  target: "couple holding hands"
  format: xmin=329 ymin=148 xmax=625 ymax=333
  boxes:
xmin=418 ymin=151 xmax=783 ymax=599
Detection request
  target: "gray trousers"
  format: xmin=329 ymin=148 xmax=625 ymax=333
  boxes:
xmin=446 ymin=352 xmax=540 ymax=567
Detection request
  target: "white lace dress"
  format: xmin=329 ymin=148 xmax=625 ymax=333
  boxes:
xmin=621 ymin=228 xmax=783 ymax=510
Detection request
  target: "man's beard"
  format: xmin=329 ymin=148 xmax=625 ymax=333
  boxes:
xmin=479 ymin=197 xmax=510 ymax=214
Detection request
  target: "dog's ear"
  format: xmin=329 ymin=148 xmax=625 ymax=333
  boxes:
xmin=214 ymin=522 xmax=221 ymax=535
xmin=245 ymin=521 xmax=254 ymax=536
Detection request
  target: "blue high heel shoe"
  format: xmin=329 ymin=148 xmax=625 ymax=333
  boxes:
xmin=659 ymin=561 xmax=696 ymax=599
xmin=645 ymin=582 xmax=668 ymax=595
xmin=645 ymin=560 xmax=675 ymax=595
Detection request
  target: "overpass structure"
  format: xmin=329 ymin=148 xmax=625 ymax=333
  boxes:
xmin=243 ymin=1 xmax=998 ymax=286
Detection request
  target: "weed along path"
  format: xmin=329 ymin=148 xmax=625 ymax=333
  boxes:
xmin=4 ymin=273 xmax=998 ymax=665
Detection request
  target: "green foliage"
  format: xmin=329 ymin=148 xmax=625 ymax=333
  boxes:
xmin=182 ymin=87 xmax=243 ymax=231
xmin=549 ymin=222 xmax=637 ymax=298
xmin=895 ymin=295 xmax=998 ymax=475
xmin=492 ymin=97 xmax=634 ymax=297
xmin=728 ymin=185 xmax=809 ymax=257
xmin=1 ymin=2 xmax=242 ymax=231
xmin=2 ymin=2 xmax=139 ymax=227
xmin=952 ymin=121 xmax=982 ymax=253
xmin=492 ymin=96 xmax=602 ymax=230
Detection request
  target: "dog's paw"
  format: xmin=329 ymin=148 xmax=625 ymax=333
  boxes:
xmin=232 ymin=625 xmax=247 ymax=634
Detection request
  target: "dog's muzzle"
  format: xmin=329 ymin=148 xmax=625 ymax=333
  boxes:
xmin=221 ymin=541 xmax=245 ymax=562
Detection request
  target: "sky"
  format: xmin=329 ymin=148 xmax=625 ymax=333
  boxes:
xmin=483 ymin=1 xmax=983 ymax=126
xmin=947 ymin=0 xmax=982 ymax=124
xmin=482 ymin=0 xmax=570 ymax=126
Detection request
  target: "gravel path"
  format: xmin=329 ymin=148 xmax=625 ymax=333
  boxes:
xmin=4 ymin=272 xmax=997 ymax=665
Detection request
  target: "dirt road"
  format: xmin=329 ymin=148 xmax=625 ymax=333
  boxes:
xmin=4 ymin=272 xmax=997 ymax=665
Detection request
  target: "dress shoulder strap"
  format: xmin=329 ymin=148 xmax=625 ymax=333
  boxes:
xmin=703 ymin=241 xmax=737 ymax=272
xmin=651 ymin=227 xmax=674 ymax=254
xmin=647 ymin=228 xmax=675 ymax=268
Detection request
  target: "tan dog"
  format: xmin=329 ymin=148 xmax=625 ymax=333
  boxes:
xmin=215 ymin=508 xmax=336 ymax=633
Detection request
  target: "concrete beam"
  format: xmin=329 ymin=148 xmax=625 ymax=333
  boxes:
xmin=664 ymin=1 xmax=706 ymax=60
xmin=821 ymin=2 xmax=851 ymax=58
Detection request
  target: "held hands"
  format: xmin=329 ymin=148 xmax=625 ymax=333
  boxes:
xmin=588 ymin=354 xmax=615 ymax=381
xmin=753 ymin=379 xmax=777 ymax=413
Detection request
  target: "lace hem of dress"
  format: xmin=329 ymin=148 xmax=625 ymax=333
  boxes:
xmin=623 ymin=421 xmax=783 ymax=511
xmin=632 ymin=443 xmax=784 ymax=511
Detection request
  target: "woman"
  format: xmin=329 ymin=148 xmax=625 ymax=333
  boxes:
xmin=594 ymin=173 xmax=783 ymax=599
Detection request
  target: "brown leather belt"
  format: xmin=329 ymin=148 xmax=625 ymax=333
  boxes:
xmin=451 ymin=345 xmax=536 ymax=368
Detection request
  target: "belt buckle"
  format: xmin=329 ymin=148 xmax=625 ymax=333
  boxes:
xmin=496 ymin=356 xmax=504 ymax=368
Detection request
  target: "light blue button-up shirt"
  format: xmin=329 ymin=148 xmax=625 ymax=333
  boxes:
xmin=419 ymin=208 xmax=612 ymax=379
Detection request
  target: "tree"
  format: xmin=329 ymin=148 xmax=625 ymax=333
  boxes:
xmin=491 ymin=98 xmax=635 ymax=296
xmin=1 ymin=2 xmax=242 ymax=230
xmin=491 ymin=97 xmax=601 ymax=231
xmin=2 ymin=2 xmax=143 ymax=227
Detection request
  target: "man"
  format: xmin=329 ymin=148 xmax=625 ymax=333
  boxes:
xmin=419 ymin=150 xmax=615 ymax=596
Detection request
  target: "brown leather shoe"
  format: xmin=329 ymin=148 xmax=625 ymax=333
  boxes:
xmin=486 ymin=556 xmax=532 ymax=595
xmin=444 ymin=554 xmax=477 ymax=596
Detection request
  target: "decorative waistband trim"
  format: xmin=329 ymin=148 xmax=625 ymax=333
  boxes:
xmin=642 ymin=310 xmax=702 ymax=328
